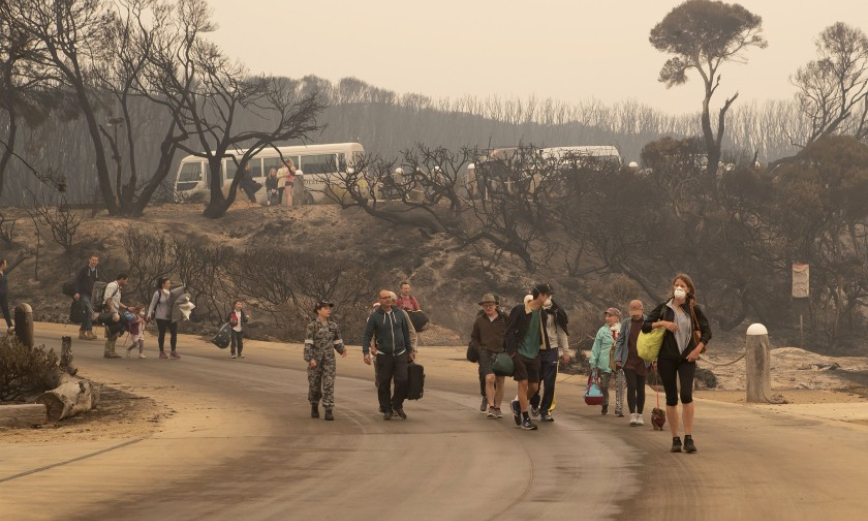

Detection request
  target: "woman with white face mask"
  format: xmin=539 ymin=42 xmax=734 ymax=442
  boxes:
xmin=642 ymin=274 xmax=712 ymax=454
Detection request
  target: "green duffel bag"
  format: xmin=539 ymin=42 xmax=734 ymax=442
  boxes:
xmin=492 ymin=350 xmax=514 ymax=376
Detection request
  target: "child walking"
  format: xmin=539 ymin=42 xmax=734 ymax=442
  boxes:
xmin=228 ymin=300 xmax=249 ymax=359
xmin=126 ymin=306 xmax=147 ymax=359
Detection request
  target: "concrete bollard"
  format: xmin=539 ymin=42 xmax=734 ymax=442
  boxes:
xmin=745 ymin=323 xmax=773 ymax=403
xmin=13 ymin=303 xmax=34 ymax=349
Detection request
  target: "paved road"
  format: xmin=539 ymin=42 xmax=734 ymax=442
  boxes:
xmin=2 ymin=328 xmax=868 ymax=521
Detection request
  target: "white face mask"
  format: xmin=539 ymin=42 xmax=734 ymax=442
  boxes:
xmin=673 ymin=287 xmax=687 ymax=300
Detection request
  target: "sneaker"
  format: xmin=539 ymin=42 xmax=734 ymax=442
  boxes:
xmin=324 ymin=409 xmax=334 ymax=421
xmin=530 ymin=406 xmax=541 ymax=420
xmin=231 ymin=354 xmax=236 ymax=359
xmin=636 ymin=415 xmax=645 ymax=426
xmin=170 ymin=351 xmax=181 ymax=359
xmin=511 ymin=399 xmax=521 ymax=425
xmin=311 ymin=404 xmax=319 ymax=419
xmin=394 ymin=408 xmax=407 ymax=420
xmin=629 ymin=413 xmax=638 ymax=426
xmin=601 ymin=405 xmax=608 ymax=415
xmin=383 ymin=410 xmax=393 ymax=421
xmin=521 ymin=418 xmax=538 ymax=431
xmin=540 ymin=412 xmax=554 ymax=422
xmin=487 ymin=406 xmax=496 ymax=419
xmin=616 ymin=411 xmax=624 ymax=418
xmin=494 ymin=408 xmax=503 ymax=419
xmin=159 ymin=351 xmax=168 ymax=360
xmin=239 ymin=354 xmax=245 ymax=359
xmin=671 ymin=437 xmax=683 ymax=453
xmin=86 ymin=331 xmax=99 ymax=340
xmin=104 ymin=353 xmax=122 ymax=359
xmin=684 ymin=436 xmax=697 ymax=453
xmin=480 ymin=396 xmax=488 ymax=412
xmin=78 ymin=331 xmax=87 ymax=340
xmin=138 ymin=353 xmax=146 ymax=359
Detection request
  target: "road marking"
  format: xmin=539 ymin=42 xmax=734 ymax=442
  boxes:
xmin=0 ymin=438 xmax=144 ymax=484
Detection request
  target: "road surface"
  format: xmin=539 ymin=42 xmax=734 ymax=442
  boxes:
xmin=1 ymin=325 xmax=867 ymax=520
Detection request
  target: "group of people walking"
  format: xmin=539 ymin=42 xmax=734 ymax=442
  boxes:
xmin=468 ymin=274 xmax=712 ymax=453
xmin=51 ymin=255 xmax=714 ymax=452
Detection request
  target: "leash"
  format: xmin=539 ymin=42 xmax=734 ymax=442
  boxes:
xmin=698 ymin=351 xmax=746 ymax=367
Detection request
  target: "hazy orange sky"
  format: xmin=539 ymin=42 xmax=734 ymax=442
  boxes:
xmin=204 ymin=0 xmax=868 ymax=115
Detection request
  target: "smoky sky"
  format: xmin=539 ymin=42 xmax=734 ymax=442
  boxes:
xmin=205 ymin=0 xmax=868 ymax=115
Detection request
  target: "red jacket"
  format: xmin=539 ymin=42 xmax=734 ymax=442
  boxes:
xmin=395 ymin=295 xmax=420 ymax=311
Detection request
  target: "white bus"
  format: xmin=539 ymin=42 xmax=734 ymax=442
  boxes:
xmin=173 ymin=142 xmax=365 ymax=204
xmin=538 ymin=145 xmax=622 ymax=168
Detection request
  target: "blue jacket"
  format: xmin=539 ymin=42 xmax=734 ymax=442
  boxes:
xmin=362 ymin=307 xmax=413 ymax=356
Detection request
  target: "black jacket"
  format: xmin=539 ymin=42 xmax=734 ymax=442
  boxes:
xmin=74 ymin=265 xmax=99 ymax=296
xmin=642 ymin=300 xmax=712 ymax=360
xmin=503 ymin=303 xmax=550 ymax=354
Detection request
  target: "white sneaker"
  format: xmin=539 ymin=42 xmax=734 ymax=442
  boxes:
xmin=138 ymin=353 xmax=146 ymax=359
xmin=629 ymin=413 xmax=638 ymax=426
xmin=636 ymin=414 xmax=644 ymax=426
xmin=530 ymin=406 xmax=541 ymax=420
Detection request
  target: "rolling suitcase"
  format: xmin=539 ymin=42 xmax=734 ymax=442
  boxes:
xmin=407 ymin=362 xmax=425 ymax=400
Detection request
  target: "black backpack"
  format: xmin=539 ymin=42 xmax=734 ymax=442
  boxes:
xmin=62 ymin=280 xmax=76 ymax=298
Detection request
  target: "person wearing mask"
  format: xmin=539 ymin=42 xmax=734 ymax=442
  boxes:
xmin=589 ymin=308 xmax=622 ymax=415
xmin=470 ymin=293 xmax=507 ymax=419
xmin=643 ymin=274 xmax=712 ymax=453
xmin=362 ymin=290 xmax=415 ymax=420
xmin=529 ymin=297 xmax=572 ymax=422
xmin=615 ymin=300 xmax=649 ymax=426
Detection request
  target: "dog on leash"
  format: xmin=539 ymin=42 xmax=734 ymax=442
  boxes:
xmin=651 ymin=407 xmax=666 ymax=430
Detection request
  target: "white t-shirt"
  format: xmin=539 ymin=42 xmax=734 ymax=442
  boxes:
xmin=231 ymin=311 xmax=243 ymax=332
xmin=105 ymin=281 xmax=122 ymax=311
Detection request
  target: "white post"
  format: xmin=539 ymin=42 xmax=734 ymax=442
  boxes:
xmin=745 ymin=323 xmax=772 ymax=403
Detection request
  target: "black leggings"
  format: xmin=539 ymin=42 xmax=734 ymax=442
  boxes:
xmin=156 ymin=319 xmax=178 ymax=352
xmin=624 ymin=369 xmax=646 ymax=414
xmin=657 ymin=356 xmax=696 ymax=406
xmin=0 ymin=294 xmax=11 ymax=328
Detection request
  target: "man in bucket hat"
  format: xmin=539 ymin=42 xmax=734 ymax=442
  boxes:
xmin=304 ymin=301 xmax=347 ymax=421
xmin=469 ymin=292 xmax=508 ymax=418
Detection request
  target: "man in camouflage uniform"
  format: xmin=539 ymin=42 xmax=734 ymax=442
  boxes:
xmin=304 ymin=301 xmax=347 ymax=421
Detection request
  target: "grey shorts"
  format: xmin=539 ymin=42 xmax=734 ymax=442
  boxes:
xmin=478 ymin=350 xmax=498 ymax=376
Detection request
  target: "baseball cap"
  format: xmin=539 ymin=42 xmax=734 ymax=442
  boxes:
xmin=604 ymin=307 xmax=622 ymax=317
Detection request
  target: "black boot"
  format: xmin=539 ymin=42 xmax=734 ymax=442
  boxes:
xmin=324 ymin=409 xmax=334 ymax=421
xmin=671 ymin=436 xmax=683 ymax=453
xmin=311 ymin=404 xmax=320 ymax=419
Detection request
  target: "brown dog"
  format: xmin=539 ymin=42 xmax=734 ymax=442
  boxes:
xmin=651 ymin=407 xmax=666 ymax=430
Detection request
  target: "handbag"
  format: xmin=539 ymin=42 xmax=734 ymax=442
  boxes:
xmin=584 ymin=374 xmax=605 ymax=405
xmin=466 ymin=342 xmax=479 ymax=363
xmin=492 ymin=350 xmax=514 ymax=376
xmin=637 ymin=327 xmax=665 ymax=361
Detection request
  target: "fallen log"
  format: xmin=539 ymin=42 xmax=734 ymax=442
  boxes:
xmin=37 ymin=374 xmax=101 ymax=422
xmin=0 ymin=404 xmax=47 ymax=428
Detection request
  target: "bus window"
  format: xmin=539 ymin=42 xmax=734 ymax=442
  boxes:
xmin=301 ymin=154 xmax=338 ymax=175
xmin=263 ymin=157 xmax=282 ymax=177
xmin=178 ymin=162 xmax=202 ymax=182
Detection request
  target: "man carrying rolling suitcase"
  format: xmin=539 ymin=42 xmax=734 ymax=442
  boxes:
xmin=363 ymin=290 xmax=416 ymax=420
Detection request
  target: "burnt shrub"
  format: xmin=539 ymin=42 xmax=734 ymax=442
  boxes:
xmin=0 ymin=336 xmax=59 ymax=402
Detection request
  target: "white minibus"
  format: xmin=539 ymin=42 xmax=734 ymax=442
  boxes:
xmin=173 ymin=142 xmax=365 ymax=204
